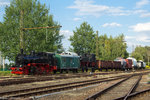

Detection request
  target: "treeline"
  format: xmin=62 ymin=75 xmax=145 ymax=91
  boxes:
xmin=98 ymin=34 xmax=128 ymax=60
xmin=0 ymin=0 xmax=129 ymax=62
xmin=0 ymin=0 xmax=64 ymax=61
xmin=69 ymin=22 xmax=129 ymax=60
xmin=132 ymin=46 xmax=150 ymax=64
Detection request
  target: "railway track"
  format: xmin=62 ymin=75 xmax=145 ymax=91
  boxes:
xmin=85 ymin=75 xmax=142 ymax=100
xmin=0 ymin=75 xmax=129 ymax=99
xmin=122 ymin=88 xmax=150 ymax=100
xmin=0 ymin=71 xmax=149 ymax=99
xmin=0 ymin=71 xmax=126 ymax=86
xmin=0 ymin=69 xmax=149 ymax=86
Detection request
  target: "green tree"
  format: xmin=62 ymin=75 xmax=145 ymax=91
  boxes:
xmin=69 ymin=22 xmax=95 ymax=55
xmin=0 ymin=0 xmax=63 ymax=61
xmin=114 ymin=34 xmax=128 ymax=58
xmin=131 ymin=46 xmax=150 ymax=63
xmin=98 ymin=34 xmax=128 ymax=60
xmin=98 ymin=34 xmax=109 ymax=60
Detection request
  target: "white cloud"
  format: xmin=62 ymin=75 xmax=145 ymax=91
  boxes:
xmin=136 ymin=0 xmax=149 ymax=8
xmin=133 ymin=10 xmax=147 ymax=14
xmin=140 ymin=12 xmax=150 ymax=17
xmin=73 ymin=17 xmax=82 ymax=21
xmin=0 ymin=1 xmax=10 ymax=6
xmin=127 ymin=22 xmax=150 ymax=49
xmin=136 ymin=35 xmax=150 ymax=42
xmin=130 ymin=22 xmax=150 ymax=32
xmin=132 ymin=10 xmax=150 ymax=18
xmin=126 ymin=35 xmax=150 ymax=43
xmin=125 ymin=36 xmax=135 ymax=40
xmin=68 ymin=0 xmax=130 ymax=17
xmin=60 ymin=30 xmax=73 ymax=39
xmin=60 ymin=30 xmax=74 ymax=50
xmin=102 ymin=22 xmax=122 ymax=27
xmin=125 ymin=35 xmax=150 ymax=53
xmin=68 ymin=0 xmax=150 ymax=18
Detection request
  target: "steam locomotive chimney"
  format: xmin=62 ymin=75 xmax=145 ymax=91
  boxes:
xmin=31 ymin=50 xmax=35 ymax=56
xmin=21 ymin=49 xmax=23 ymax=55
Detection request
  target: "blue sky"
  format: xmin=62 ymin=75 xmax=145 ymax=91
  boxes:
xmin=0 ymin=0 xmax=150 ymax=53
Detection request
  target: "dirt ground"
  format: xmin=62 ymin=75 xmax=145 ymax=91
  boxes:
xmin=128 ymin=74 xmax=150 ymax=100
xmin=37 ymin=79 xmax=122 ymax=100
xmin=35 ymin=72 xmax=150 ymax=100
xmin=0 ymin=71 xmax=150 ymax=100
xmin=0 ymin=71 xmax=136 ymax=92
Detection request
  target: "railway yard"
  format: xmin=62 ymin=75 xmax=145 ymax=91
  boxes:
xmin=0 ymin=70 xmax=150 ymax=100
xmin=1 ymin=0 xmax=150 ymax=100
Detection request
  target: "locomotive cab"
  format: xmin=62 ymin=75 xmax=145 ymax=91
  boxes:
xmin=80 ymin=53 xmax=97 ymax=72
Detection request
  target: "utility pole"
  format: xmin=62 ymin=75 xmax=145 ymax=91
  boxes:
xmin=19 ymin=0 xmax=62 ymax=50
xmin=22 ymin=26 xmax=62 ymax=30
xmin=20 ymin=1 xmax=24 ymax=49
xmin=132 ymin=45 xmax=134 ymax=52
xmin=22 ymin=26 xmax=62 ymax=41
xmin=0 ymin=52 xmax=1 ymax=70
xmin=3 ymin=57 xmax=5 ymax=71
xmin=148 ymin=56 xmax=149 ymax=66
xmin=147 ymin=51 xmax=150 ymax=66
xmin=96 ymin=31 xmax=99 ymax=60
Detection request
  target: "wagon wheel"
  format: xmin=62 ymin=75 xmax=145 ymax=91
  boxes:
xmin=60 ymin=70 xmax=63 ymax=73
xmin=65 ymin=69 xmax=68 ymax=73
xmin=72 ymin=69 xmax=75 ymax=73
xmin=86 ymin=67 xmax=88 ymax=72
xmin=42 ymin=70 xmax=47 ymax=75
xmin=36 ymin=68 xmax=41 ymax=74
xmin=92 ymin=67 xmax=95 ymax=72
xmin=82 ymin=68 xmax=84 ymax=72
xmin=29 ymin=66 xmax=36 ymax=75
xmin=53 ymin=70 xmax=57 ymax=74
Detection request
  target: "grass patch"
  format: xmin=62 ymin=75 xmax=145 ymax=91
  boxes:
xmin=0 ymin=71 xmax=13 ymax=76
xmin=146 ymin=65 xmax=150 ymax=69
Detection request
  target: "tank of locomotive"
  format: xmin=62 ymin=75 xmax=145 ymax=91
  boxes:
xmin=114 ymin=57 xmax=126 ymax=70
xmin=137 ymin=60 xmax=146 ymax=69
xmin=16 ymin=51 xmax=56 ymax=66
xmin=55 ymin=52 xmax=80 ymax=70
xmin=127 ymin=57 xmax=137 ymax=69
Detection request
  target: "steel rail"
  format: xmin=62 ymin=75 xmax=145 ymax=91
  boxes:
xmin=123 ymin=75 xmax=142 ymax=100
xmin=1 ymin=72 xmax=149 ymax=98
xmin=125 ymin=88 xmax=150 ymax=99
xmin=1 ymin=70 xmax=149 ymax=86
xmin=0 ymin=71 xmax=127 ymax=86
xmin=0 ymin=72 xmax=149 ymax=100
xmin=85 ymin=75 xmax=133 ymax=100
xmin=3 ymin=75 xmax=131 ymax=98
xmin=0 ymin=75 xmax=126 ymax=96
xmin=113 ymin=75 xmax=142 ymax=100
xmin=111 ymin=87 xmax=150 ymax=100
